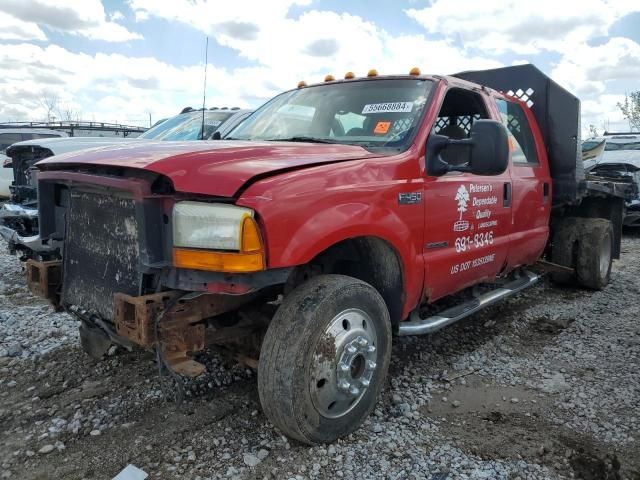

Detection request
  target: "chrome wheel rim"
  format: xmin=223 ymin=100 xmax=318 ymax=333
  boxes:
xmin=600 ymin=235 xmax=612 ymax=279
xmin=309 ymin=308 xmax=378 ymax=419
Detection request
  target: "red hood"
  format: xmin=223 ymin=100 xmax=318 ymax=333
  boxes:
xmin=37 ymin=140 xmax=383 ymax=197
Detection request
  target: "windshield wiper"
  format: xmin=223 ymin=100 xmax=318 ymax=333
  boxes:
xmin=266 ymin=136 xmax=338 ymax=144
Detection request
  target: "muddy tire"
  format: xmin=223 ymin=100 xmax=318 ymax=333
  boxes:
xmin=551 ymin=217 xmax=580 ymax=285
xmin=79 ymin=320 xmax=111 ymax=359
xmin=258 ymin=274 xmax=391 ymax=444
xmin=576 ymin=219 xmax=613 ymax=290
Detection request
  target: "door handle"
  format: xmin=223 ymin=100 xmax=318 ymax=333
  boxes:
xmin=543 ymin=182 xmax=550 ymax=203
xmin=503 ymin=182 xmax=512 ymax=207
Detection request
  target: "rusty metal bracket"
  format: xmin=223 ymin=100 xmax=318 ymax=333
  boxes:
xmin=114 ymin=291 xmax=253 ymax=377
xmin=113 ymin=291 xmax=182 ymax=347
xmin=534 ymin=259 xmax=574 ymax=274
xmin=25 ymin=259 xmax=62 ymax=306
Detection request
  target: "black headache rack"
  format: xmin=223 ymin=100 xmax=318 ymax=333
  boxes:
xmin=453 ymin=64 xmax=584 ymax=206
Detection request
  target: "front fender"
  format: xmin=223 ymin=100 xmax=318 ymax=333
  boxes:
xmin=237 ymin=159 xmax=425 ymax=315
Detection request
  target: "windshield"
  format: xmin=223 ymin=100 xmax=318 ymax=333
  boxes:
xmin=140 ymin=111 xmax=233 ymax=140
xmin=229 ymin=79 xmax=434 ymax=150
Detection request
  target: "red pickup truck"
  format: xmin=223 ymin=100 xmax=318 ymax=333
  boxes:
xmin=25 ymin=64 xmax=632 ymax=444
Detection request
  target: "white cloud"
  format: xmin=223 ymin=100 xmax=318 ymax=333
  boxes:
xmin=0 ymin=43 xmax=279 ymax=124
xmin=0 ymin=3 xmax=509 ymax=125
xmin=0 ymin=11 xmax=47 ymax=41
xmin=0 ymin=0 xmax=141 ymax=42
xmin=1 ymin=0 xmax=638 ymax=135
xmin=551 ymin=37 xmax=640 ymax=132
xmin=405 ymin=0 xmax=640 ymax=55
xmin=128 ymin=4 xmax=501 ymax=80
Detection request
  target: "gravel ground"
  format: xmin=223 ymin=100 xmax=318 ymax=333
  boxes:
xmin=1 ymin=233 xmax=639 ymax=480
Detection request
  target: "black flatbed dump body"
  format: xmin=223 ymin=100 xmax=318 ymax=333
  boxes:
xmin=454 ymin=64 xmax=636 ymax=261
xmin=454 ymin=64 xmax=636 ymax=205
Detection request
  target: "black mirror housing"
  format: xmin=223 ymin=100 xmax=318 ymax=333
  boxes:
xmin=426 ymin=119 xmax=509 ymax=177
xmin=467 ymin=119 xmax=509 ymax=176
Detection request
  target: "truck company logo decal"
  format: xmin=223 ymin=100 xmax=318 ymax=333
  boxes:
xmin=398 ymin=192 xmax=422 ymax=205
xmin=362 ymin=102 xmax=413 ymax=114
xmin=453 ymin=185 xmax=470 ymax=232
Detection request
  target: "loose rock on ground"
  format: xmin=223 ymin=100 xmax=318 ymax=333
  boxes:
xmin=1 ymin=234 xmax=639 ymax=479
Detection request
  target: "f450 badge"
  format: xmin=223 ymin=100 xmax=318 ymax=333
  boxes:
xmin=398 ymin=192 xmax=422 ymax=205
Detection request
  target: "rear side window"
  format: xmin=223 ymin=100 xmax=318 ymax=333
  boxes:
xmin=30 ymin=133 xmax=61 ymax=139
xmin=495 ymin=98 xmax=539 ymax=165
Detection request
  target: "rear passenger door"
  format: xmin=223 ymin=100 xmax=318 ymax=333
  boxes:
xmin=494 ymin=97 xmax=552 ymax=268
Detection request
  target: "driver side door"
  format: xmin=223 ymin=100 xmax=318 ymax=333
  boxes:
xmin=422 ymin=87 xmax=512 ymax=301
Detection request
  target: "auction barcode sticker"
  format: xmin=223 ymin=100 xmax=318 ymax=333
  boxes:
xmin=362 ymin=102 xmax=413 ymax=114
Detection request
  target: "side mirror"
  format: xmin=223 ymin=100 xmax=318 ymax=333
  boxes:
xmin=426 ymin=119 xmax=509 ymax=176
xmin=211 ymin=131 xmax=221 ymax=140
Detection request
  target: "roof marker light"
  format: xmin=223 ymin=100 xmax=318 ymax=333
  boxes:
xmin=409 ymin=67 xmax=421 ymax=76
xmin=367 ymin=69 xmax=378 ymax=77
xmin=344 ymin=71 xmax=355 ymax=79
xmin=297 ymin=80 xmax=307 ymax=88
xmin=324 ymin=74 xmax=335 ymax=82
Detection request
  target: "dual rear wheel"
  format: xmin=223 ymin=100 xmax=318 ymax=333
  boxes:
xmin=551 ymin=217 xmax=614 ymax=290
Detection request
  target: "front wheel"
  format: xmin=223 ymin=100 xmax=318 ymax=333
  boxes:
xmin=258 ymin=274 xmax=392 ymax=444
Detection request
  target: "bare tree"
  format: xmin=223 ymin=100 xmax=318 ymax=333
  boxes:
xmin=617 ymin=91 xmax=640 ymax=131
xmin=58 ymin=105 xmax=80 ymax=122
xmin=40 ymin=92 xmax=59 ymax=122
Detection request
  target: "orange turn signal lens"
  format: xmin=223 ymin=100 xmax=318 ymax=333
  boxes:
xmin=409 ymin=67 xmax=421 ymax=76
xmin=297 ymin=80 xmax=307 ymax=88
xmin=367 ymin=69 xmax=378 ymax=77
xmin=174 ymin=216 xmax=266 ymax=273
xmin=173 ymin=248 xmax=265 ymax=273
xmin=324 ymin=74 xmax=335 ymax=82
xmin=344 ymin=71 xmax=355 ymax=79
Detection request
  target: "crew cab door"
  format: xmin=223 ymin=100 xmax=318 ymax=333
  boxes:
xmin=494 ymin=97 xmax=552 ymax=268
xmin=422 ymin=87 xmax=512 ymax=301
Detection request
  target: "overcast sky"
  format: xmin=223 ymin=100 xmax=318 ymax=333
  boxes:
xmin=0 ymin=0 xmax=639 ymax=134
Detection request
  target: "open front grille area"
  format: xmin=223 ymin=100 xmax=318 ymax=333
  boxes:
xmin=62 ymin=189 xmax=142 ymax=321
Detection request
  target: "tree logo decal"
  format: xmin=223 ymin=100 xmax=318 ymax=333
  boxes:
xmin=453 ymin=185 xmax=470 ymax=232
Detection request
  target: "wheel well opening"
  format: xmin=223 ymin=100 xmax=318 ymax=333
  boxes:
xmin=287 ymin=237 xmax=404 ymax=328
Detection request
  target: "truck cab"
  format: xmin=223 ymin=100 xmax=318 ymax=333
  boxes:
xmin=25 ymin=65 xmax=626 ymax=444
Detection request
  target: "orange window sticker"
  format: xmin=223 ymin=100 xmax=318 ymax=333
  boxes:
xmin=374 ymin=121 xmax=391 ymax=135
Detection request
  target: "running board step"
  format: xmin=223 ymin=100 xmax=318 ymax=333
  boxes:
xmin=398 ymin=270 xmax=539 ymax=336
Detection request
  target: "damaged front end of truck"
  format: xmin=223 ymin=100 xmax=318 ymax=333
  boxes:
xmin=26 ymin=166 xmax=287 ymax=379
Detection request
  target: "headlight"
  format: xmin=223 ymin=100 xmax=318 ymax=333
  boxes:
xmin=173 ymin=201 xmax=253 ymax=251
xmin=172 ymin=201 xmax=265 ymax=273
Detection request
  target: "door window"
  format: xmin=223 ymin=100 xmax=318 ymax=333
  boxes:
xmin=495 ymin=98 xmax=539 ymax=165
xmin=432 ymin=88 xmax=489 ymax=166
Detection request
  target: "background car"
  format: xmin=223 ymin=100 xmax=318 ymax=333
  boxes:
xmin=0 ymin=107 xmax=252 ymax=246
xmin=583 ymin=132 xmax=640 ymax=226
xmin=0 ymin=129 xmax=68 ymax=197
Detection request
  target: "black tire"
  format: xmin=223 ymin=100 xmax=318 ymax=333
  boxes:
xmin=576 ymin=218 xmax=613 ymax=290
xmin=79 ymin=320 xmax=111 ymax=359
xmin=551 ymin=217 xmax=580 ymax=285
xmin=258 ymin=274 xmax=392 ymax=444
